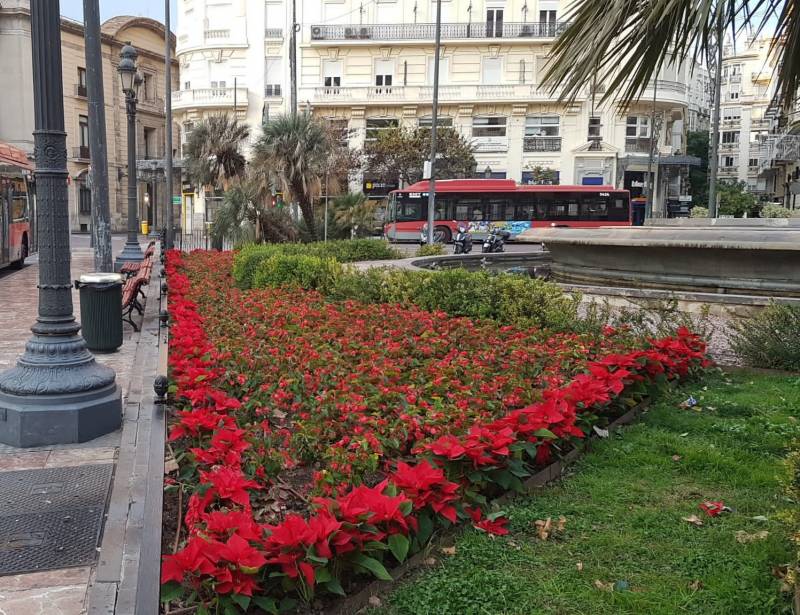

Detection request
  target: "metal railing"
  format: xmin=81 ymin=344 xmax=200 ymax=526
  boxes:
xmin=176 ymin=228 xmax=234 ymax=252
xmin=307 ymin=83 xmax=565 ymax=104
xmin=625 ymin=137 xmax=653 ymax=154
xmin=523 ymin=136 xmax=562 ymax=152
xmin=72 ymin=145 xmax=90 ymax=160
xmin=74 ymin=84 xmax=87 ymax=97
xmin=264 ymin=28 xmax=283 ymax=38
xmin=310 ymin=21 xmax=569 ymax=41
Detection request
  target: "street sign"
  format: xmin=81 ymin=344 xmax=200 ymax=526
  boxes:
xmin=172 ymin=196 xmax=181 ymax=205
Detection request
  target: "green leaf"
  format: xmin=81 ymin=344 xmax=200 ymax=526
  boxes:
xmin=159 ymin=582 xmax=183 ymax=603
xmin=365 ymin=540 xmax=389 ymax=551
xmin=399 ymin=499 xmax=413 ymax=516
xmin=197 ymin=605 xmax=211 ymax=615
xmin=417 ymin=512 xmax=434 ymax=545
xmin=352 ymin=553 xmax=394 ymax=581
xmin=388 ymin=533 xmax=410 ymax=563
xmin=533 ymin=428 xmax=557 ymax=439
xmin=279 ymin=597 xmax=298 ymax=612
xmin=231 ymin=594 xmax=251 ymax=610
xmin=252 ymin=596 xmax=279 ymax=614
xmin=323 ymin=578 xmax=347 ymax=596
xmin=315 ymin=566 xmax=332 ymax=583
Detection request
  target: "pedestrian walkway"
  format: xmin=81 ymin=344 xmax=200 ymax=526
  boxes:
xmin=0 ymin=235 xmax=158 ymax=614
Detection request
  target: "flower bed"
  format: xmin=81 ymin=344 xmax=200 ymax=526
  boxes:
xmin=162 ymin=251 xmax=709 ymax=614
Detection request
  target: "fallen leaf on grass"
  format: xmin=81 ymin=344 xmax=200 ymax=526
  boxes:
xmin=593 ymin=426 xmax=610 ymax=438
xmin=735 ymin=530 xmax=769 ymax=544
xmin=424 ymin=557 xmax=437 ymax=566
xmin=535 ymin=517 xmax=553 ymax=540
xmin=164 ymin=457 xmax=179 ymax=474
xmin=368 ymin=596 xmax=382 ymax=607
xmin=594 ymin=580 xmax=614 ymax=592
xmin=751 ymin=515 xmax=768 ymax=522
xmin=576 ymin=561 xmax=584 ymax=572
xmin=680 ymin=432 xmax=689 ymax=437
xmin=441 ymin=546 xmax=457 ymax=556
xmin=556 ymin=516 xmax=567 ymax=532
xmin=682 ymin=515 xmax=704 ymax=527
xmin=689 ymin=580 xmax=704 ymax=591
xmin=671 ymin=455 xmax=682 ymax=462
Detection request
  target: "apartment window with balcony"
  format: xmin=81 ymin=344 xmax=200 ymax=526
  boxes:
xmin=77 ymin=67 xmax=87 ymax=97
xmin=722 ymin=155 xmax=736 ymax=168
xmin=427 ymin=57 xmax=449 ymax=85
xmin=625 ymin=116 xmax=650 ymax=138
xmin=265 ymin=57 xmax=283 ymax=97
xmin=721 ymin=130 xmax=739 ymax=144
xmin=539 ymin=10 xmax=556 ymax=24
xmin=365 ymin=118 xmax=398 ymax=142
xmin=481 ymin=57 xmax=502 ymax=85
xmin=429 ymin=0 xmax=453 ymax=22
xmin=78 ymin=179 xmax=92 ymax=215
xmin=322 ymin=60 xmax=342 ymax=95
xmin=472 ymin=116 xmax=506 ymax=138
xmin=79 ymin=115 xmax=89 ymax=159
xmin=524 ymin=115 xmax=560 ymax=151
xmin=588 ymin=116 xmax=602 ymax=140
xmin=723 ymin=106 xmax=741 ymax=120
xmin=418 ymin=116 xmax=453 ymax=129
xmin=374 ymin=59 xmax=394 ymax=94
xmin=485 ymin=8 xmax=504 ymax=37
xmin=728 ymin=88 xmax=740 ymax=100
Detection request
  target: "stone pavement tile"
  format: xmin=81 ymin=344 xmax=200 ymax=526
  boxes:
xmin=0 ymin=567 xmax=90 ymax=591
xmin=0 ymin=583 xmax=87 ymax=615
xmin=0 ymin=451 xmax=49 ymax=471
xmin=45 ymin=447 xmax=118 ymax=468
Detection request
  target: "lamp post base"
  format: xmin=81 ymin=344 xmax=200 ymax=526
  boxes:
xmin=114 ymin=240 xmax=145 ymax=272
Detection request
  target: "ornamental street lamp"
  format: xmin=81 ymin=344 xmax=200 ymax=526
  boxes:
xmin=484 ymin=166 xmax=492 ymax=179
xmin=114 ymin=43 xmax=145 ymax=271
xmin=0 ymin=1 xmax=121 ymax=447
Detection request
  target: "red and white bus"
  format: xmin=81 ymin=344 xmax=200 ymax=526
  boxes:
xmin=0 ymin=141 xmax=32 ymax=270
xmin=384 ymin=179 xmax=631 ymax=242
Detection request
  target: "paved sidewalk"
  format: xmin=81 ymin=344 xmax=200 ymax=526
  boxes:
xmin=0 ymin=235 xmax=156 ymax=614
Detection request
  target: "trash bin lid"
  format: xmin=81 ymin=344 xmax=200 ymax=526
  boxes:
xmin=79 ymin=272 xmax=124 ymax=284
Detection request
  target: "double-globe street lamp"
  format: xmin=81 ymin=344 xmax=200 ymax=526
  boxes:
xmin=114 ymin=43 xmax=145 ymax=271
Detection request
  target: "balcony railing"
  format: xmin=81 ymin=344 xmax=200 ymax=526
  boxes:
xmin=73 ymin=145 xmax=90 ymax=160
xmin=74 ymin=84 xmax=87 ymax=98
xmin=310 ymin=21 xmax=569 ymax=42
xmin=204 ymin=29 xmax=230 ymax=40
xmin=625 ymin=137 xmax=654 ymax=154
xmin=719 ymin=141 xmax=740 ymax=151
xmin=307 ymin=83 xmax=571 ymax=104
xmin=265 ymin=28 xmax=283 ymax=38
xmin=172 ymin=87 xmax=249 ymax=110
xmin=523 ymin=136 xmax=562 ymax=152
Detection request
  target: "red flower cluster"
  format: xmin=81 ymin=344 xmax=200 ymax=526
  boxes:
xmin=161 ymin=251 xmax=709 ymax=611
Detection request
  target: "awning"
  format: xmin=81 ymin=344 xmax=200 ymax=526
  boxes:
xmin=0 ymin=141 xmax=33 ymax=171
xmin=658 ymin=155 xmax=702 ymax=166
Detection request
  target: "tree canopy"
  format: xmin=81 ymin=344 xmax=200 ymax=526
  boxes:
xmin=183 ymin=115 xmax=250 ymax=190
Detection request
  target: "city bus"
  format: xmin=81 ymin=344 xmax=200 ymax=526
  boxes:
xmin=384 ymin=179 xmax=631 ymax=242
xmin=0 ymin=142 xmax=32 ymax=270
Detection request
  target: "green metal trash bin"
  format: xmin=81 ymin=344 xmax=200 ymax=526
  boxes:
xmin=75 ymin=272 xmax=124 ymax=352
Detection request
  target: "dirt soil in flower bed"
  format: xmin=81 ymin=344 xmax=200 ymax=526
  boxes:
xmin=161 ymin=251 xmax=708 ymax=614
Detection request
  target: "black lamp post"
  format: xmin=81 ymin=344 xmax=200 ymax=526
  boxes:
xmin=114 ymin=43 xmax=145 ymax=271
xmin=0 ymin=1 xmax=121 ymax=447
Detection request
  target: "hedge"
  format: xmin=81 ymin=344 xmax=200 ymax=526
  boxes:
xmin=233 ymin=240 xmax=401 ymax=289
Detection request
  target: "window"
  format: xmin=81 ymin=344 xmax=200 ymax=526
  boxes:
xmin=721 ymin=130 xmax=739 ymax=144
xmin=487 ymin=198 xmax=514 ymax=221
xmin=396 ymin=195 xmax=423 ymax=221
xmin=427 ymin=56 xmax=449 ymax=85
xmin=265 ymin=1 xmax=285 ymax=31
xmin=365 ymin=118 xmax=398 ymax=142
xmin=749 ymin=158 xmax=759 ymax=167
xmin=417 ymin=116 xmax=453 ymax=129
xmin=79 ymin=181 xmax=92 ymax=215
xmin=210 ymin=80 xmax=227 ymax=89
xmin=485 ymin=8 xmax=503 ymax=37
xmin=625 ymin=116 xmax=650 ymax=138
xmin=588 ymin=116 xmax=602 ymax=139
xmin=374 ymin=58 xmax=394 ymax=93
xmin=323 ymin=59 xmax=342 ymax=92
xmin=77 ymin=67 xmax=87 ymax=96
xmin=143 ymin=127 xmax=156 ymax=159
xmin=729 ymin=89 xmax=740 ymax=100
xmin=525 ymin=115 xmax=559 ymax=136
xmin=184 ymin=80 xmax=191 ymax=90
xmin=472 ymin=116 xmax=507 ymax=137
xmin=723 ymin=106 xmax=741 ymax=120
xmin=722 ymin=155 xmax=736 ymax=167
xmin=481 ymin=57 xmax=502 ymax=85
xmin=79 ymin=115 xmax=89 ymax=148
xmin=142 ymin=73 xmax=153 ymax=100
xmin=265 ymin=57 xmax=282 ymax=97
xmin=539 ymin=9 xmax=556 ymax=23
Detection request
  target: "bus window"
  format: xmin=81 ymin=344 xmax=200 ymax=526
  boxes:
xmin=516 ymin=199 xmax=535 ymax=220
xmin=454 ymin=202 xmax=470 ymax=220
xmin=396 ymin=197 xmax=423 ymax=221
xmin=434 ymin=199 xmax=447 ymax=221
xmin=487 ymin=198 xmax=510 ymax=221
xmin=580 ymin=196 xmax=608 ymax=220
xmin=387 ymin=194 xmax=397 ymax=222
xmin=10 ymin=196 xmax=27 ymax=221
xmin=458 ymin=198 xmax=484 ymax=221
xmin=608 ymin=196 xmax=630 ymax=221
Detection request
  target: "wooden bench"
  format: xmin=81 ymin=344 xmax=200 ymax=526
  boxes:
xmin=119 ymin=243 xmax=156 ymax=276
xmin=122 ymin=276 xmax=146 ymax=331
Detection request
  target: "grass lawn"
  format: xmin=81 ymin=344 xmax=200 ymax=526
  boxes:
xmin=372 ymin=369 xmax=800 ymax=615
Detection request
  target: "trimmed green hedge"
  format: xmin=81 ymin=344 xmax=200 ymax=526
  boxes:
xmin=233 ymin=240 xmax=401 ymax=288
xmin=250 ymin=254 xmax=582 ymax=331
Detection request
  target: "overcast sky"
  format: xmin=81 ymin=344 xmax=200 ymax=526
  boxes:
xmin=60 ymin=0 xmax=178 ymax=27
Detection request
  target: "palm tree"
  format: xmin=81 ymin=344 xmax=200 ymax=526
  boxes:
xmin=184 ymin=115 xmax=250 ymax=190
xmin=332 ymin=192 xmax=377 ymax=238
xmin=543 ymin=0 xmax=799 ymax=112
xmin=252 ymin=112 xmax=334 ymax=239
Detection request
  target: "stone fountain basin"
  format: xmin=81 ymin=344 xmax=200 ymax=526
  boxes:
xmin=517 ymin=227 xmax=800 ymax=296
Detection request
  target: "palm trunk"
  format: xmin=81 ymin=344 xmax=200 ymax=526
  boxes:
xmin=298 ymin=195 xmax=316 ymax=240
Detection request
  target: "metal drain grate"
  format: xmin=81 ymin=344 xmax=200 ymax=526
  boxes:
xmin=0 ymin=465 xmax=112 ymax=575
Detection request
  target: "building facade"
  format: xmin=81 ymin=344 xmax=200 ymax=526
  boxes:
xmin=716 ymin=36 xmax=777 ymax=194
xmin=0 ymin=2 xmax=178 ymax=232
xmin=173 ymin=0 xmax=697 ymax=216
xmin=687 ymin=64 xmax=711 ymax=132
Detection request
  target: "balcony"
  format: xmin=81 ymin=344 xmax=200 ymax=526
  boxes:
xmin=309 ymin=21 xmax=569 ymax=43
xmin=523 ymin=136 xmax=562 ymax=152
xmin=172 ymin=87 xmax=249 ymax=111
xmin=719 ymin=141 xmax=740 ymax=152
xmin=750 ymin=118 xmax=770 ymax=130
xmin=204 ymin=29 xmax=230 ymax=42
xmin=625 ymin=137 xmax=654 ymax=154
xmin=74 ymin=84 xmax=87 ymax=98
xmin=306 ymin=83 xmax=573 ymax=105
xmin=472 ymin=136 xmax=508 ymax=153
xmin=265 ymin=28 xmax=283 ymax=39
xmin=72 ymin=145 xmax=90 ymax=161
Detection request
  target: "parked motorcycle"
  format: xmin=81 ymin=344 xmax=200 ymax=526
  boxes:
xmin=453 ymin=225 xmax=473 ymax=254
xmin=481 ymin=228 xmax=510 ymax=253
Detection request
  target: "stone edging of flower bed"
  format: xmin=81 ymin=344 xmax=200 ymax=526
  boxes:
xmin=331 ymin=398 xmax=653 ymax=615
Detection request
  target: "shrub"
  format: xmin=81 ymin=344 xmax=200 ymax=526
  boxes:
xmin=233 ymin=239 xmax=401 ymax=288
xmin=252 ymin=254 xmax=343 ymax=293
xmin=761 ymin=204 xmax=793 ymax=218
xmin=690 ymin=206 xmax=709 ymax=218
xmin=729 ymin=302 xmax=800 ymax=371
xmin=416 ymin=243 xmax=445 ymax=257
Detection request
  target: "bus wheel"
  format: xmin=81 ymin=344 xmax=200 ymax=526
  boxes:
xmin=10 ymin=236 xmax=27 ymax=270
xmin=434 ymin=226 xmax=451 ymax=244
